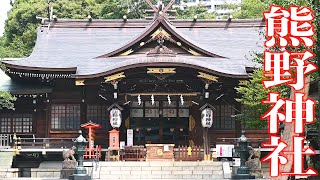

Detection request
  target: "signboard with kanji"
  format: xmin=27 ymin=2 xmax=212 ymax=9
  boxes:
xmin=201 ymin=108 xmax=213 ymax=128
xmin=262 ymin=5 xmax=318 ymax=178
xmin=109 ymin=108 xmax=122 ymax=128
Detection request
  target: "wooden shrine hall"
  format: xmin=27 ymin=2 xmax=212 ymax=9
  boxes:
xmin=0 ymin=0 xmax=269 ymax=164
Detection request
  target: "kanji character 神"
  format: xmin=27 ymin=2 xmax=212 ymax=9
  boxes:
xmin=263 ymin=5 xmax=315 ymax=47
xmin=262 ymin=136 xmax=317 ymax=177
xmin=263 ymin=50 xmax=317 ymax=90
xmin=261 ymin=92 xmax=315 ymax=134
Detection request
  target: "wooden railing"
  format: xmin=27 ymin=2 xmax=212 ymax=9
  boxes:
xmin=14 ymin=137 xmax=74 ymax=149
xmin=175 ymin=145 xmax=203 ymax=161
xmin=216 ymin=138 xmax=269 ymax=148
xmin=121 ymin=146 xmax=146 ymax=161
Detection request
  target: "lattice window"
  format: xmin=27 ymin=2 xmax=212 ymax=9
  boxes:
xmin=51 ymin=104 xmax=80 ymax=130
xmin=0 ymin=113 xmax=32 ymax=133
xmin=212 ymin=105 xmax=235 ymax=129
xmin=87 ymin=104 xmax=108 ymax=129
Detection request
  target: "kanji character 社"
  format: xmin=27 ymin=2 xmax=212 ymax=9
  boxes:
xmin=262 ymin=136 xmax=317 ymax=177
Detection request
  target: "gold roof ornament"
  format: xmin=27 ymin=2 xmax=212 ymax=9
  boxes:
xmin=120 ymin=49 xmax=134 ymax=56
xmin=151 ymin=27 xmax=171 ymax=40
xmin=105 ymin=72 xmax=126 ymax=82
xmin=188 ymin=49 xmax=201 ymax=56
xmin=197 ymin=72 xmax=219 ymax=82
xmin=147 ymin=68 xmax=176 ymax=74
xmin=75 ymin=80 xmax=85 ymax=86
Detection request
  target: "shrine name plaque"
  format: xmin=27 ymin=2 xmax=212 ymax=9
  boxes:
xmin=145 ymin=144 xmax=174 ymax=162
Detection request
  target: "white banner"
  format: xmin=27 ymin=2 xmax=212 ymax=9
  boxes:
xmin=127 ymin=129 xmax=133 ymax=146
xmin=216 ymin=144 xmax=234 ymax=157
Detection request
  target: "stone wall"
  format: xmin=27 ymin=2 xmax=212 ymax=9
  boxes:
xmin=1 ymin=161 xmax=225 ymax=179
xmin=0 ymin=168 xmax=19 ymax=178
xmin=95 ymin=161 xmax=224 ymax=180
xmin=30 ymin=168 xmax=61 ymax=178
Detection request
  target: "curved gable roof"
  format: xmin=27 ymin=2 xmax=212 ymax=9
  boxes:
xmin=2 ymin=18 xmax=265 ymax=78
xmin=96 ymin=17 xmax=225 ymax=58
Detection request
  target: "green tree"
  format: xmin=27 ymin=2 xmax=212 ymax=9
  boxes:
xmin=176 ymin=5 xmax=216 ymax=19
xmin=231 ymin=0 xmax=268 ymax=19
xmin=0 ymin=63 xmax=16 ymax=110
xmin=0 ymin=92 xmax=16 ymax=110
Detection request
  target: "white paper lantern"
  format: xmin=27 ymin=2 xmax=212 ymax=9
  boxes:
xmin=109 ymin=108 xmax=122 ymax=128
xmin=201 ymin=108 xmax=213 ymax=128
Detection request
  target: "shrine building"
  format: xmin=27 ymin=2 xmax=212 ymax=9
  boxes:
xmin=0 ymin=1 xmax=269 ymax=167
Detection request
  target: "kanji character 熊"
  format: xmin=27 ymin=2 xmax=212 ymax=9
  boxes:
xmin=263 ymin=5 xmax=315 ymax=47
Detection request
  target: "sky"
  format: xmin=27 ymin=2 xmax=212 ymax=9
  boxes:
xmin=0 ymin=0 xmax=12 ymax=36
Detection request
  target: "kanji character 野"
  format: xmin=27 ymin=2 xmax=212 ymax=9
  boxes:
xmin=261 ymin=92 xmax=315 ymax=134
xmin=263 ymin=5 xmax=315 ymax=47
xmin=262 ymin=136 xmax=317 ymax=177
xmin=263 ymin=50 xmax=317 ymax=90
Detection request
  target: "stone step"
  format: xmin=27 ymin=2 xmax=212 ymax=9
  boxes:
xmin=0 ymin=152 xmax=14 ymax=168
xmin=98 ymin=161 xmax=223 ymax=167
xmin=97 ymin=161 xmax=224 ymax=180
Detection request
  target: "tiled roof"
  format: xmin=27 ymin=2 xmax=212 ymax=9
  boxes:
xmin=3 ymin=19 xmax=265 ymax=78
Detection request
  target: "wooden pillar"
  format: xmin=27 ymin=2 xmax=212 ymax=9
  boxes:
xmin=45 ymin=93 xmax=50 ymax=138
xmin=80 ymin=86 xmax=87 ymax=124
xmin=203 ymin=127 xmax=210 ymax=160
xmin=235 ymin=101 xmax=242 ymax=138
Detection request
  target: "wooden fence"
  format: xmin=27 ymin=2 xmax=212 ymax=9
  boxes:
xmin=175 ymin=145 xmax=202 ymax=161
xmin=121 ymin=146 xmax=146 ymax=161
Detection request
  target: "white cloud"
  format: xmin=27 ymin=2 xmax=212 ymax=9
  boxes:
xmin=0 ymin=0 xmax=12 ymax=36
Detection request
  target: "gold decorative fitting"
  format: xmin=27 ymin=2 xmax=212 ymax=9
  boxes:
xmin=197 ymin=72 xmax=218 ymax=82
xmin=120 ymin=49 xmax=134 ymax=56
xmin=189 ymin=115 xmax=196 ymax=131
xmin=75 ymin=80 xmax=85 ymax=86
xmin=105 ymin=72 xmax=126 ymax=82
xmin=147 ymin=68 xmax=176 ymax=74
xmin=188 ymin=49 xmax=201 ymax=56
xmin=151 ymin=27 xmax=171 ymax=40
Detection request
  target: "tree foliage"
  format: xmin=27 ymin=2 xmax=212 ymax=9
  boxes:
xmin=0 ymin=0 xmax=216 ymax=59
xmin=176 ymin=5 xmax=216 ymax=19
xmin=0 ymin=63 xmax=16 ymax=110
xmin=231 ymin=0 xmax=268 ymax=19
xmin=235 ymin=0 xmax=318 ymax=128
xmin=235 ymin=69 xmax=290 ymax=128
xmin=0 ymin=92 xmax=16 ymax=110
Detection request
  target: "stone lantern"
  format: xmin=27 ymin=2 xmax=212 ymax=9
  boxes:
xmin=232 ymin=133 xmax=255 ymax=179
xmin=69 ymin=130 xmax=90 ymax=180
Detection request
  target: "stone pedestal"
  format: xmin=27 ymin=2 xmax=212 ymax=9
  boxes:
xmin=69 ymin=175 xmax=91 ymax=180
xmin=60 ymin=160 xmax=76 ymax=179
xmin=146 ymin=144 xmax=174 ymax=161
xmin=232 ymin=174 xmax=256 ymax=179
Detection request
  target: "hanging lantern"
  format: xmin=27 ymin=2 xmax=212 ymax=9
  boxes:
xmin=109 ymin=108 xmax=122 ymax=128
xmin=201 ymin=108 xmax=213 ymax=128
